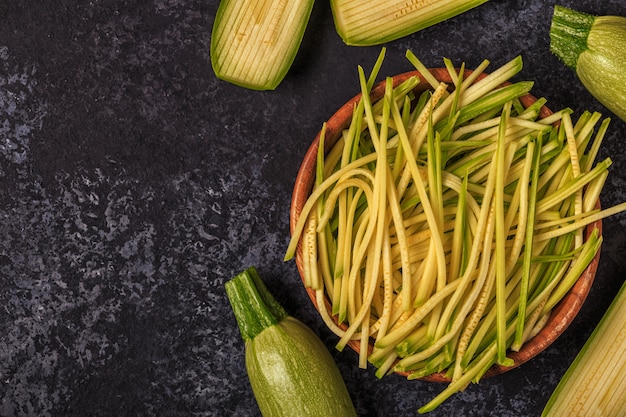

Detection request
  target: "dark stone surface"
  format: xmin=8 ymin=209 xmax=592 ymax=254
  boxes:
xmin=1 ymin=1 xmax=625 ymax=416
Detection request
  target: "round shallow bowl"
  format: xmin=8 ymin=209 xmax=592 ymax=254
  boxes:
xmin=290 ymin=68 xmax=602 ymax=382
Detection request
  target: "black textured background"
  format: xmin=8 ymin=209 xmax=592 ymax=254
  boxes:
xmin=1 ymin=1 xmax=625 ymax=416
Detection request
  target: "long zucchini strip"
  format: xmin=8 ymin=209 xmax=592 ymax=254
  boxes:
xmin=512 ymin=136 xmax=541 ymax=350
xmin=494 ymin=101 xmax=513 ymax=366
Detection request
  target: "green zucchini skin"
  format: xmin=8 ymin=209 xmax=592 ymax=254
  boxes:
xmin=577 ymin=17 xmax=626 ymax=122
xmin=246 ymin=317 xmax=357 ymax=417
xmin=550 ymin=5 xmax=626 ymax=122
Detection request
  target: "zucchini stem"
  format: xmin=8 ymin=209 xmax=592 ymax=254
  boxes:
xmin=225 ymin=267 xmax=288 ymax=342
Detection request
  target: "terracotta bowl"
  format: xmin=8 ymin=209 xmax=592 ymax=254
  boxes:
xmin=289 ymin=68 xmax=602 ymax=382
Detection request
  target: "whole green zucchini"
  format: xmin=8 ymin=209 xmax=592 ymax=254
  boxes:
xmin=550 ymin=5 xmax=626 ymax=122
xmin=225 ymin=267 xmax=357 ymax=417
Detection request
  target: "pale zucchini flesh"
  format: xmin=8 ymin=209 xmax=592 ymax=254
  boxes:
xmin=211 ymin=0 xmax=315 ymax=90
xmin=542 ymin=279 xmax=626 ymax=417
xmin=330 ymin=0 xmax=490 ymax=46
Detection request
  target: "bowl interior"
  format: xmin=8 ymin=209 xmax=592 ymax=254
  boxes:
xmin=290 ymin=68 xmax=601 ymax=382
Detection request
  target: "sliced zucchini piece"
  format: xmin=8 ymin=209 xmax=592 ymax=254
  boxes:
xmin=330 ymin=0 xmax=489 ymax=46
xmin=211 ymin=0 xmax=315 ymax=90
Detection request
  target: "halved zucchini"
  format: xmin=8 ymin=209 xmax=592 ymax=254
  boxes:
xmin=211 ymin=0 xmax=315 ymax=90
xmin=330 ymin=0 xmax=490 ymax=46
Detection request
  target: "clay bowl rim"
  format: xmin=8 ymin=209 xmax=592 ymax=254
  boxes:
xmin=289 ymin=68 xmax=602 ymax=382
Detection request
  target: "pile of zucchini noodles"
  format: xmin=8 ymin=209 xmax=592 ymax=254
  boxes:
xmin=285 ymin=49 xmax=626 ymax=412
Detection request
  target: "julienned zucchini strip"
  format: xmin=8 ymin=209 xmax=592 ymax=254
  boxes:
xmin=285 ymin=49 xmax=626 ymax=412
xmin=331 ymin=0 xmax=490 ymax=46
xmin=211 ymin=0 xmax=315 ymax=90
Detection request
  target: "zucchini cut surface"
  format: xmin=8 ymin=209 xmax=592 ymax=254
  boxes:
xmin=330 ymin=0 xmax=489 ymax=46
xmin=211 ymin=0 xmax=315 ymax=90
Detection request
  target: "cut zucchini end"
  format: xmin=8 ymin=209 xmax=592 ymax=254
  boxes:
xmin=211 ymin=56 xmax=284 ymax=91
xmin=210 ymin=0 xmax=314 ymax=90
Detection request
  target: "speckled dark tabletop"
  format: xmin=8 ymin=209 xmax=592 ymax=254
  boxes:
xmin=1 ymin=1 xmax=625 ymax=416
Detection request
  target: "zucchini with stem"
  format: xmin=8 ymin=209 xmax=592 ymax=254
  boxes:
xmin=550 ymin=5 xmax=626 ymax=122
xmin=225 ymin=267 xmax=357 ymax=417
